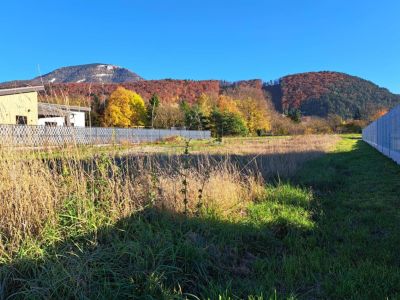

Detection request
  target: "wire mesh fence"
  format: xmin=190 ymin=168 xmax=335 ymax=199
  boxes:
xmin=0 ymin=125 xmax=211 ymax=147
xmin=362 ymin=105 xmax=400 ymax=164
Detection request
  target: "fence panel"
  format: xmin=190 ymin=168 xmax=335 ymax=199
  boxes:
xmin=0 ymin=125 xmax=211 ymax=147
xmin=362 ymin=105 xmax=400 ymax=164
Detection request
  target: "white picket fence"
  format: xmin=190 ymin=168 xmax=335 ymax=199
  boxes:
xmin=362 ymin=105 xmax=400 ymax=164
xmin=0 ymin=125 xmax=211 ymax=147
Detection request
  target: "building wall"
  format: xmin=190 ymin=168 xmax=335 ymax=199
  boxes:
xmin=0 ymin=92 xmax=38 ymax=125
xmin=70 ymin=111 xmax=86 ymax=127
xmin=37 ymin=117 xmax=65 ymax=127
xmin=38 ymin=111 xmax=86 ymax=127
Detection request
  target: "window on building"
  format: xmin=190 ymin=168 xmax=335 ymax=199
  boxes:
xmin=16 ymin=116 xmax=27 ymax=125
xmin=45 ymin=122 xmax=58 ymax=127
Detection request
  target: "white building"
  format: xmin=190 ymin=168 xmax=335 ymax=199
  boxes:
xmin=38 ymin=103 xmax=91 ymax=127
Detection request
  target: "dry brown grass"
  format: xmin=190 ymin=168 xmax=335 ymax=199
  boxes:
xmin=186 ymin=135 xmax=341 ymax=178
xmin=0 ymin=156 xmax=59 ymax=246
xmin=0 ymin=135 xmax=339 ymax=254
xmin=118 ymin=135 xmax=338 ymax=155
xmin=204 ymin=135 xmax=339 ymax=155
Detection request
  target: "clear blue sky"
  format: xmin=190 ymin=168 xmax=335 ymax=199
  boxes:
xmin=1 ymin=0 xmax=399 ymax=93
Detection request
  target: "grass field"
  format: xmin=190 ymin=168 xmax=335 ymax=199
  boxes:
xmin=1 ymin=135 xmax=400 ymax=299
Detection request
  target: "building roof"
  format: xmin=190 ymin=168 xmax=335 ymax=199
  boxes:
xmin=0 ymin=86 xmax=45 ymax=96
xmin=38 ymin=103 xmax=91 ymax=117
xmin=38 ymin=103 xmax=69 ymax=117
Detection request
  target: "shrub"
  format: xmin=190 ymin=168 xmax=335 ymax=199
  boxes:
xmin=209 ymin=109 xmax=248 ymax=137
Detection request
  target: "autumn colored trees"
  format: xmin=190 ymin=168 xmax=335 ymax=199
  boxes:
xmin=100 ymin=86 xmax=272 ymax=137
xmin=103 ymin=87 xmax=146 ymax=127
xmin=277 ymin=71 xmax=400 ymax=120
xmin=45 ymin=81 xmax=375 ymax=135
xmin=45 ymin=82 xmax=371 ymax=135
xmin=90 ymin=83 xmax=370 ymax=136
xmin=178 ymin=92 xmax=272 ymax=137
xmin=153 ymin=103 xmax=185 ymax=128
xmin=41 ymin=73 xmax=400 ymax=126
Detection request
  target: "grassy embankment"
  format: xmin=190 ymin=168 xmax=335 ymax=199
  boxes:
xmin=1 ymin=135 xmax=400 ymax=299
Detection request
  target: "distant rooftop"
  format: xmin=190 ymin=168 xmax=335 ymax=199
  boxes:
xmin=38 ymin=103 xmax=91 ymax=115
xmin=0 ymin=86 xmax=45 ymax=96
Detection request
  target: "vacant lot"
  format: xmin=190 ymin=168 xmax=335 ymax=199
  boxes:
xmin=1 ymin=135 xmax=399 ymax=299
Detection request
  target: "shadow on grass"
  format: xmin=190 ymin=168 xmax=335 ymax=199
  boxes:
xmin=2 ymin=207 xmax=313 ymax=299
xmin=292 ymin=139 xmax=400 ymax=298
xmin=3 ymin=138 xmax=400 ymax=299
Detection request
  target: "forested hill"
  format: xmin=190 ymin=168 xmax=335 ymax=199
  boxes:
xmin=264 ymin=71 xmax=400 ymax=119
xmin=1 ymin=64 xmax=399 ymax=120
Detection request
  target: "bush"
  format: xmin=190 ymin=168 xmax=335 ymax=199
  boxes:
xmin=210 ymin=109 xmax=248 ymax=137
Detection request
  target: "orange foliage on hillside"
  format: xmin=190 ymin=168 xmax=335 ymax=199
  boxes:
xmin=42 ymin=80 xmax=221 ymax=104
xmin=370 ymin=108 xmax=388 ymax=121
xmin=277 ymin=71 xmax=400 ymax=119
xmin=280 ymin=72 xmax=349 ymax=109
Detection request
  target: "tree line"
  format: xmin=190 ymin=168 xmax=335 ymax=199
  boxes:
xmin=87 ymin=85 xmax=372 ymax=136
xmin=91 ymin=86 xmax=271 ymax=138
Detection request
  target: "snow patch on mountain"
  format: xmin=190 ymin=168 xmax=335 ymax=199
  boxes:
xmin=30 ymin=63 xmax=143 ymax=84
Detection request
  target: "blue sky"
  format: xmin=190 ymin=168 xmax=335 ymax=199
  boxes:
xmin=1 ymin=0 xmax=399 ymax=93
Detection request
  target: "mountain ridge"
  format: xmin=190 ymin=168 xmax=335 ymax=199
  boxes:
xmin=7 ymin=63 xmax=144 ymax=85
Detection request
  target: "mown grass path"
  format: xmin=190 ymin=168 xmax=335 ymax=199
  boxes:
xmin=292 ymin=135 xmax=400 ymax=298
xmin=2 ymin=135 xmax=400 ymax=299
